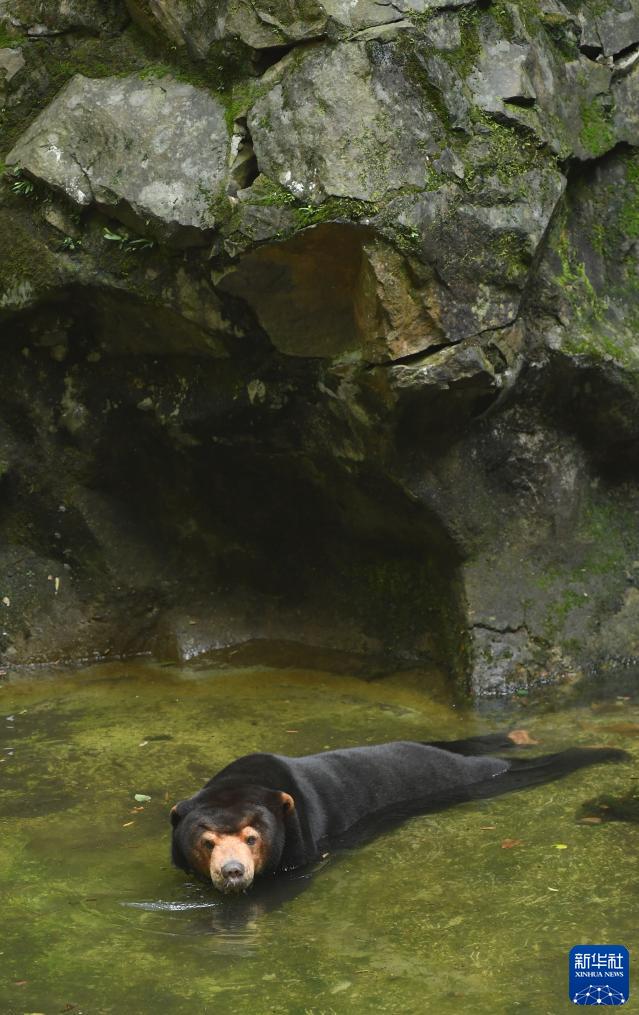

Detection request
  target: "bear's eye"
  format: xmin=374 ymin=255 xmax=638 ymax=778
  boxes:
xmin=245 ymin=835 xmax=257 ymax=846
xmin=202 ymin=840 xmax=214 ymax=851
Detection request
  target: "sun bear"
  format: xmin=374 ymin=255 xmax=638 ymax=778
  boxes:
xmin=170 ymin=731 xmax=627 ymax=894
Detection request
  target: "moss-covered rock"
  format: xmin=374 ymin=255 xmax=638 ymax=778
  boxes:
xmin=3 ymin=0 xmax=129 ymax=36
xmin=6 ymin=72 xmax=231 ymax=246
xmin=124 ymin=0 xmax=477 ymax=55
xmin=2 ymin=0 xmax=639 ymax=694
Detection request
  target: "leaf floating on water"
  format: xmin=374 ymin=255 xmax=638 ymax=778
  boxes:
xmin=134 ymin=793 xmax=151 ymax=803
xmin=508 ymin=729 xmax=540 ymax=746
xmin=500 ymin=838 xmax=524 ymax=849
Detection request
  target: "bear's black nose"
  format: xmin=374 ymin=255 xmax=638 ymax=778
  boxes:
xmin=221 ymin=861 xmax=245 ymax=879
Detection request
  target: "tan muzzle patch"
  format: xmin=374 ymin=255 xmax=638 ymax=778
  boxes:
xmin=198 ymin=826 xmax=265 ymax=893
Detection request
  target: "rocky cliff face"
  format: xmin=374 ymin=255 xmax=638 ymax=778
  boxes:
xmin=1 ymin=0 xmax=639 ymax=693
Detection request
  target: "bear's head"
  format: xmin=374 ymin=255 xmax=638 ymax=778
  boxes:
xmin=170 ymin=784 xmax=295 ymax=893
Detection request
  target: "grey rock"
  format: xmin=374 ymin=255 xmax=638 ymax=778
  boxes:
xmin=126 ymin=0 xmax=474 ymax=53
xmin=249 ymin=42 xmax=445 ymax=203
xmin=389 ymin=342 xmax=501 ymax=395
xmin=469 ymin=626 xmax=535 ymax=697
xmin=3 ymin=0 xmax=129 ymax=34
xmin=126 ymin=0 xmax=325 ymax=54
xmin=577 ymin=0 xmax=639 ymax=56
xmin=6 ymin=74 xmax=230 ymax=246
xmin=532 ymin=146 xmax=639 ymax=372
xmin=613 ymin=62 xmax=639 ymax=144
xmin=597 ymin=7 xmax=639 ymax=56
xmin=422 ymin=54 xmax=473 ymax=132
xmin=600 ymin=588 xmax=639 ymax=659
xmin=432 ymin=147 xmax=466 ymax=180
xmin=378 ymin=166 xmax=565 ymax=341
xmin=419 ymin=11 xmax=461 ymax=51
xmin=350 ymin=21 xmax=413 ymax=44
xmin=539 ymin=0 xmax=573 ymax=15
xmin=467 ymin=40 xmax=537 ymax=112
xmin=466 ymin=15 xmax=614 ymax=159
xmin=221 ymin=199 xmax=299 ymax=258
xmin=0 ymin=47 xmax=25 ymax=85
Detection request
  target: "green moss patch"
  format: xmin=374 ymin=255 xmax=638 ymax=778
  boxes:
xmin=579 ymin=97 xmax=615 ymax=158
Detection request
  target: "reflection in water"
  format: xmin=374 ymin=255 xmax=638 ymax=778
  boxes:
xmin=123 ymin=900 xmax=220 ymax=912
xmin=116 ymin=870 xmax=317 ymax=958
xmin=122 ymin=867 xmax=318 ymax=950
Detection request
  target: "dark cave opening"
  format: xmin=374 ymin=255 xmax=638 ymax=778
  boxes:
xmin=0 ymin=290 xmax=469 ymax=681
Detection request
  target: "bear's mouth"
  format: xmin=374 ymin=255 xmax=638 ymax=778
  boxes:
xmin=215 ymin=876 xmax=253 ymax=894
xmin=219 ymin=876 xmax=251 ymax=893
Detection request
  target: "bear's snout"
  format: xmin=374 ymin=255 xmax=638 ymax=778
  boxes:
xmin=207 ymin=835 xmax=257 ymax=893
xmin=216 ymin=856 xmax=252 ymax=893
xmin=221 ymin=860 xmax=246 ymax=880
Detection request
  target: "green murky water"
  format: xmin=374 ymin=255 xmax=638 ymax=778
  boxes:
xmin=1 ymin=662 xmax=637 ymax=1015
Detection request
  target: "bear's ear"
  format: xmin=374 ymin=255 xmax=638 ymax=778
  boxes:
xmin=170 ymin=801 xmax=188 ymax=828
xmin=279 ymin=791 xmax=295 ymax=813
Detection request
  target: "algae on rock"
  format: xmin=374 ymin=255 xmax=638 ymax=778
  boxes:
xmin=1 ymin=0 xmax=639 ymax=694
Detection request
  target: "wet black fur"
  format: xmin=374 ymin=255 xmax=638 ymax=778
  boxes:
xmin=171 ymin=732 xmax=629 ymax=883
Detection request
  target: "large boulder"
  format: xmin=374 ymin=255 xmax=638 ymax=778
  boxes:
xmin=218 ymin=224 xmax=446 ymax=362
xmin=248 ymin=42 xmax=446 ymax=203
xmin=6 ymin=73 xmax=231 ymax=246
